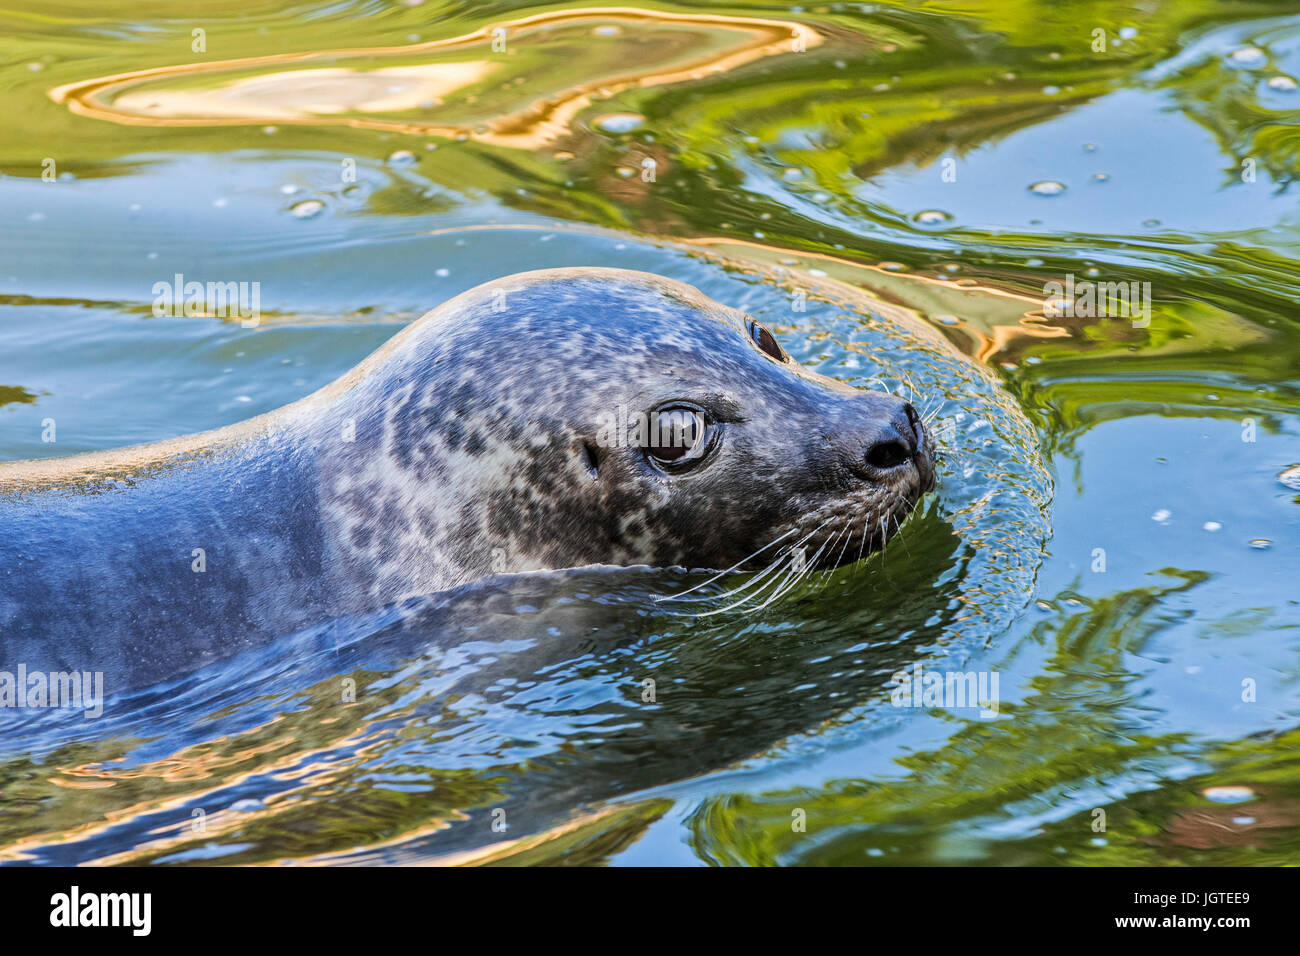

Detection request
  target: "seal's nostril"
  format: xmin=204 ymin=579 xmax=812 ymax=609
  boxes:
xmin=865 ymin=439 xmax=911 ymax=471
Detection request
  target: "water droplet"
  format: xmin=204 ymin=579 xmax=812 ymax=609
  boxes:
xmin=1092 ymin=172 xmax=1109 ymax=182
xmin=1249 ymin=538 xmax=1272 ymax=549
xmin=279 ymin=184 xmax=300 ymax=195
xmin=212 ymin=197 xmax=229 ymax=208
xmin=1143 ymin=218 xmax=1161 ymax=227
xmin=230 ymin=798 xmax=264 ymax=812
xmin=593 ymin=113 xmax=644 ymax=134
xmin=593 ymin=24 xmax=621 ymax=37
xmin=1042 ymin=85 xmax=1060 ymax=95
xmin=1202 ymin=785 xmax=1255 ymax=804
xmin=781 ymin=167 xmax=804 ymax=181
xmin=935 ymin=314 xmax=959 ymax=326
xmin=913 ymin=209 xmax=953 ymax=226
xmin=1229 ymin=47 xmax=1266 ymax=67
xmin=1233 ymin=816 xmax=1256 ymax=825
xmin=1277 ymin=465 xmax=1300 ymax=490
xmin=553 ymin=150 xmax=574 ymax=161
xmin=1029 ymin=180 xmax=1066 ymax=196
xmin=1083 ymin=143 xmax=1098 ymax=152
xmin=1151 ymin=508 xmax=1172 ymax=523
xmin=614 ymin=166 xmax=636 ymax=178
xmin=387 ymin=149 xmax=417 ymax=167
xmin=289 ymin=199 xmax=325 ymax=219
xmin=1267 ymin=75 xmax=1298 ymax=91
xmin=878 ymin=261 xmax=908 ymax=272
xmin=1118 ymin=27 xmax=1138 ymax=40
xmin=1203 ymin=521 xmax=1222 ymax=532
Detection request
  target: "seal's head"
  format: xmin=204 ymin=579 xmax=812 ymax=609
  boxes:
xmin=323 ymin=268 xmax=935 ymax=600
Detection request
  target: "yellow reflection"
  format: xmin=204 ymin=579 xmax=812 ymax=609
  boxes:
xmin=51 ymin=7 xmax=822 ymax=149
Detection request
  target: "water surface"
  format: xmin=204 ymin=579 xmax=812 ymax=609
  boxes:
xmin=1 ymin=0 xmax=1298 ymax=865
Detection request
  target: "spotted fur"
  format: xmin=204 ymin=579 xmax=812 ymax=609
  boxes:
xmin=0 ymin=268 xmax=933 ymax=682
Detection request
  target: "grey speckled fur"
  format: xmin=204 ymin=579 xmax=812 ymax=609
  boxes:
xmin=0 ymin=268 xmax=932 ymax=680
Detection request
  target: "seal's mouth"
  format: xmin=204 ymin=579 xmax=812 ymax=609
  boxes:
xmin=783 ymin=484 xmax=927 ymax=574
xmin=655 ymin=472 xmax=931 ymax=615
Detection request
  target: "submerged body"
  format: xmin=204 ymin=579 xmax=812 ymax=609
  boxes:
xmin=0 ymin=268 xmax=933 ymax=683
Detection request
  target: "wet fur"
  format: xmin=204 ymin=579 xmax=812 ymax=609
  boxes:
xmin=0 ymin=268 xmax=933 ymax=678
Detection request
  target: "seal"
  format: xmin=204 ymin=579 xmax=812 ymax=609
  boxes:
xmin=0 ymin=267 xmax=933 ymax=680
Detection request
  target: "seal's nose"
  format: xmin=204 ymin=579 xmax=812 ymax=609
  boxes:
xmin=862 ymin=401 xmax=921 ymax=473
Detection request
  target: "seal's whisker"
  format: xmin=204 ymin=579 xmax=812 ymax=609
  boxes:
xmin=694 ymin=548 xmax=794 ymax=607
xmin=691 ymin=520 xmax=832 ymax=616
xmin=855 ymin=518 xmax=871 ymax=570
xmin=919 ymin=396 xmax=943 ymax=424
xmin=767 ymin=533 xmax=836 ymax=606
xmin=681 ymin=518 xmax=833 ymax=615
xmin=653 ymin=527 xmax=797 ymax=603
xmin=889 ymin=511 xmax=913 ymax=559
xmin=757 ymin=551 xmax=818 ymax=606
xmin=818 ymin=520 xmax=856 ymax=586
xmin=689 ymin=553 xmax=803 ymax=618
xmin=900 ymin=369 xmax=923 ymax=406
xmin=701 ymin=517 xmax=834 ymax=604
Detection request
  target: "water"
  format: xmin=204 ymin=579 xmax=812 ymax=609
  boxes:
xmin=0 ymin=1 xmax=1297 ymax=865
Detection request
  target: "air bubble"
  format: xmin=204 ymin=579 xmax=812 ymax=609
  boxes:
xmin=913 ymin=209 xmax=953 ymax=226
xmin=593 ymin=113 xmax=644 ymax=134
xmin=1202 ymin=785 xmax=1255 ymax=803
xmin=1029 ymin=180 xmax=1066 ymax=196
xmin=289 ymin=200 xmax=325 ymax=219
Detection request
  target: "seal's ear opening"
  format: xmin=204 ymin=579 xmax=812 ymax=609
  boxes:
xmin=581 ymin=441 xmax=600 ymax=479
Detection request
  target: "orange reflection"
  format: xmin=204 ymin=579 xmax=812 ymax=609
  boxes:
xmin=50 ymin=7 xmax=821 ymax=150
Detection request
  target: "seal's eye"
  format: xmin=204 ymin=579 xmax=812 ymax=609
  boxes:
xmin=748 ymin=321 xmax=786 ymax=362
xmin=644 ymin=406 xmax=707 ymax=467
